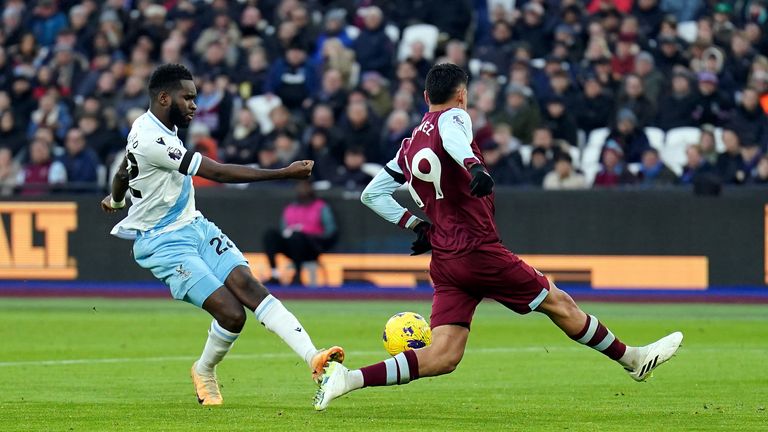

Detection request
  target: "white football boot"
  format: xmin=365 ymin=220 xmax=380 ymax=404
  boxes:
xmin=626 ymin=331 xmax=683 ymax=382
xmin=314 ymin=361 xmax=351 ymax=411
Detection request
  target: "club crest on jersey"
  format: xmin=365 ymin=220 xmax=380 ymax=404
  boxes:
xmin=155 ymin=137 xmax=166 ymax=145
xmin=175 ymin=264 xmax=191 ymax=280
xmin=167 ymin=147 xmax=182 ymax=160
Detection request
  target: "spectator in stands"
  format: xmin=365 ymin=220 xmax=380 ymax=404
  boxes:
xmin=512 ymin=2 xmax=551 ymax=58
xmin=492 ymin=84 xmax=540 ymax=144
xmin=354 ymin=6 xmax=394 ymax=78
xmin=594 ymin=142 xmax=637 ymax=187
xmin=319 ymin=38 xmax=356 ymax=88
xmin=542 ymin=96 xmax=578 ymax=147
xmin=30 ymin=0 xmax=68 ymax=48
xmin=263 ymin=180 xmax=337 ymax=286
xmin=524 ymin=147 xmax=552 ymax=187
xmin=716 ymin=129 xmax=747 ymax=184
xmin=313 ymin=9 xmax=354 ymax=65
xmin=637 ymin=148 xmax=678 ymax=186
xmin=661 ymin=0 xmax=703 ymax=22
xmin=473 ymin=21 xmax=516 ymax=75
xmin=574 ymin=74 xmax=614 ymax=134
xmin=657 ymin=70 xmax=698 ymax=130
xmin=78 ymin=113 xmax=121 ymax=163
xmin=266 ymin=43 xmax=318 ymax=111
xmin=115 ymin=75 xmax=150 ymax=122
xmin=543 ymin=153 xmax=588 ymax=190
xmin=482 ymin=141 xmax=523 ymax=186
xmin=257 ymin=142 xmax=282 ymax=171
xmin=194 ymin=10 xmax=242 ymax=61
xmin=222 ymin=108 xmax=261 ymax=165
xmin=274 ymin=133 xmax=302 ymax=167
xmin=340 ymin=101 xmax=382 ymax=164
xmin=264 ymin=104 xmax=299 ymax=143
xmin=380 ymin=109 xmax=412 ymax=162
xmin=681 ymin=144 xmax=716 ymax=184
xmin=616 ymin=74 xmax=656 ymax=127
xmin=17 ymin=137 xmax=66 ymax=196
xmin=29 ymin=89 xmax=73 ymax=141
xmin=547 ymin=70 xmax=580 ymax=109
xmin=59 ymin=128 xmax=99 ymax=192
xmin=605 ymin=109 xmax=651 ymax=163
xmin=656 ymin=35 xmax=688 ymax=76
xmin=312 ymin=68 xmax=349 ymax=120
xmin=426 ymin=0 xmax=473 ymax=40
xmin=333 ymin=146 xmax=373 ymax=190
xmin=740 ymin=143 xmax=764 ymax=179
xmin=491 ymin=123 xmax=522 ymax=156
xmin=0 ymin=110 xmax=25 ymax=156
xmin=692 ymin=71 xmax=734 ymax=126
xmin=361 ymin=72 xmax=393 ymax=120
xmin=635 ymin=52 xmax=665 ymax=104
xmin=634 ymin=0 xmax=664 ymax=37
xmin=698 ymin=125 xmax=719 ymax=165
xmin=235 ymin=48 xmax=269 ymax=100
xmin=0 ymin=147 xmax=19 ymax=196
xmin=305 ymin=129 xmax=340 ymax=183
xmin=728 ymin=87 xmax=768 ymax=149
xmin=196 ymin=74 xmax=234 ymax=142
xmin=750 ymin=155 xmax=768 ymax=184
xmin=442 ymin=40 xmax=468 ymax=70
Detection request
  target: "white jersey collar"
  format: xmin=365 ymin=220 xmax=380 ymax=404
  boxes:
xmin=146 ymin=110 xmax=178 ymax=136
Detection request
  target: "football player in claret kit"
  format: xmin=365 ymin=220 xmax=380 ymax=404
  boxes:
xmin=100 ymin=64 xmax=343 ymax=406
xmin=313 ymin=63 xmax=683 ymax=410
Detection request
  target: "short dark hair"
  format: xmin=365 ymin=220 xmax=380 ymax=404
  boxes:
xmin=425 ymin=63 xmax=468 ymax=105
xmin=148 ymin=64 xmax=193 ymax=98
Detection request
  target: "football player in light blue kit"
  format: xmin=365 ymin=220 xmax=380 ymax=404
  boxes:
xmin=101 ymin=64 xmax=344 ymax=406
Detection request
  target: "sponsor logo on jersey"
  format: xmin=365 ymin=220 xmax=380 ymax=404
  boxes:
xmin=168 ymin=147 xmax=182 ymax=160
xmin=452 ymin=115 xmax=466 ymax=131
xmin=156 ymin=137 xmax=166 ymax=145
xmin=175 ymin=264 xmax=191 ymax=280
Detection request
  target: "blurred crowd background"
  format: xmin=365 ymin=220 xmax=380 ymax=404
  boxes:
xmin=1 ymin=0 xmax=768 ymax=196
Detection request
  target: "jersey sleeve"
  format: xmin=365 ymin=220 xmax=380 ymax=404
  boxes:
xmin=360 ymin=166 xmax=419 ymax=229
xmin=138 ymin=135 xmax=202 ymax=176
xmin=438 ymin=108 xmax=480 ymax=170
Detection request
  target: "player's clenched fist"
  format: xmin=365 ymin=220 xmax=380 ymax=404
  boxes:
xmin=285 ymin=160 xmax=314 ymax=179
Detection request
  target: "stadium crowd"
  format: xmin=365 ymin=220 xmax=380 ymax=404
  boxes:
xmin=1 ymin=0 xmax=768 ymax=196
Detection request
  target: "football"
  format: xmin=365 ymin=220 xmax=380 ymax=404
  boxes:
xmin=382 ymin=312 xmax=432 ymax=356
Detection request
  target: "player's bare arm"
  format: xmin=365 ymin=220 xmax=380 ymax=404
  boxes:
xmin=100 ymin=155 xmax=129 ymax=213
xmin=195 ymin=157 xmax=314 ymax=184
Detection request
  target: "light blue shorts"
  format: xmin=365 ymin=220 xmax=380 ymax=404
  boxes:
xmin=133 ymin=217 xmax=248 ymax=307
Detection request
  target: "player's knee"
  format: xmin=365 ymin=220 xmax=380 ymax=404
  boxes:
xmin=217 ymin=306 xmax=247 ymax=332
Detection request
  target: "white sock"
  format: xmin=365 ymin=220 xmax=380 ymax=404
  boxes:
xmin=255 ymin=295 xmax=317 ymax=366
xmin=271 ymin=269 xmax=280 ymax=279
xmin=619 ymin=346 xmax=642 ymax=369
xmin=347 ymin=369 xmax=364 ymax=392
xmin=195 ymin=320 xmax=239 ymax=375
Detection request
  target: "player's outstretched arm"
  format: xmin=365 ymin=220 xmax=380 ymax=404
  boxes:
xmin=101 ymin=156 xmax=129 ymax=213
xmin=195 ymin=156 xmax=314 ymax=184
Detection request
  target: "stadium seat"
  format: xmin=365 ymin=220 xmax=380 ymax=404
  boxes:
xmin=577 ymin=129 xmax=587 ymax=150
xmin=662 ymin=127 xmax=701 ymax=175
xmin=581 ymin=127 xmax=610 ymax=167
xmin=586 ymin=127 xmax=610 ymax=150
xmin=677 ymin=21 xmax=698 ymax=43
xmin=569 ymin=146 xmax=582 ymax=169
xmin=644 ymin=127 xmax=665 ymax=150
xmin=581 ymin=162 xmax=600 ymax=185
xmin=518 ymin=145 xmax=532 ymax=166
xmin=246 ymin=94 xmax=283 ymax=134
xmin=97 ymin=165 xmax=107 ymax=188
xmin=397 ymin=24 xmax=439 ymax=61
xmin=714 ymin=127 xmax=725 ymax=152
xmin=384 ymin=24 xmax=400 ymax=44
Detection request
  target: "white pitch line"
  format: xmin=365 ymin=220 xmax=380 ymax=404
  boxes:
xmin=0 ymin=347 xmax=575 ymax=368
xmin=0 ymin=346 xmax=764 ymax=368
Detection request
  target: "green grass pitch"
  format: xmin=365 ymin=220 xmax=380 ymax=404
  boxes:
xmin=0 ymin=298 xmax=766 ymax=431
